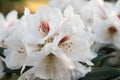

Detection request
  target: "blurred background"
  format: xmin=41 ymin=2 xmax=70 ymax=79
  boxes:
xmin=0 ymin=0 xmax=117 ymax=17
xmin=0 ymin=0 xmax=48 ymax=17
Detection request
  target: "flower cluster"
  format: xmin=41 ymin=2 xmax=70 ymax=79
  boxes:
xmin=49 ymin=0 xmax=120 ymax=48
xmin=0 ymin=5 xmax=96 ymax=80
xmin=0 ymin=0 xmax=120 ymax=80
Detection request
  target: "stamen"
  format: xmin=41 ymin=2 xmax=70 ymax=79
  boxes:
xmin=46 ymin=53 xmax=56 ymax=80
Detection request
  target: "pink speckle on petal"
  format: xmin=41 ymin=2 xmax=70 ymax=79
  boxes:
xmin=40 ymin=21 xmax=50 ymax=34
xmin=59 ymin=35 xmax=70 ymax=43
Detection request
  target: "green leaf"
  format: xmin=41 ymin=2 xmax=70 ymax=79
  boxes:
xmin=92 ymin=54 xmax=114 ymax=63
xmin=80 ymin=67 xmax=120 ymax=80
xmin=10 ymin=74 xmax=20 ymax=80
xmin=3 ymin=68 xmax=21 ymax=74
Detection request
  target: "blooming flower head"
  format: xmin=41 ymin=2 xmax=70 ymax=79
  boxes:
xmin=1 ymin=9 xmax=30 ymax=69
xmin=19 ymin=43 xmax=74 ymax=80
xmin=93 ymin=16 xmax=120 ymax=49
xmin=1 ymin=0 xmax=120 ymax=80
xmin=16 ymin=5 xmax=97 ymax=80
xmin=3 ymin=36 xmax=27 ymax=69
xmin=20 ymin=6 xmax=64 ymax=55
xmin=49 ymin=0 xmax=93 ymax=26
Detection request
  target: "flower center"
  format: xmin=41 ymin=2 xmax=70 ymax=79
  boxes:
xmin=108 ymin=26 xmax=117 ymax=35
xmin=47 ymin=53 xmax=56 ymax=61
xmin=38 ymin=21 xmax=50 ymax=37
xmin=58 ymin=35 xmax=73 ymax=53
xmin=46 ymin=53 xmax=56 ymax=79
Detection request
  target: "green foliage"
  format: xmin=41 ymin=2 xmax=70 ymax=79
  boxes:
xmin=80 ymin=68 xmax=120 ymax=80
xmin=79 ymin=44 xmax=120 ymax=80
xmin=0 ymin=0 xmax=24 ymax=3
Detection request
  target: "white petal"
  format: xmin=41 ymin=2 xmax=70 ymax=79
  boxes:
xmin=4 ymin=50 xmax=26 ymax=69
xmin=24 ymin=8 xmax=30 ymax=15
xmin=0 ymin=13 xmax=5 ymax=21
xmin=49 ymin=0 xmax=72 ymax=10
xmin=72 ymin=62 xmax=91 ymax=79
xmin=18 ymin=68 xmax=36 ymax=80
xmin=6 ymin=10 xmax=18 ymax=23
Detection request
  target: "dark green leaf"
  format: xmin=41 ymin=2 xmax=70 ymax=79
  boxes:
xmin=3 ymin=68 xmax=21 ymax=74
xmin=80 ymin=67 xmax=120 ymax=80
xmin=92 ymin=54 xmax=114 ymax=63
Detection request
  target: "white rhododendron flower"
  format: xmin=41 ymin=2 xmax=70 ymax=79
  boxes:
xmin=1 ymin=9 xmax=31 ymax=70
xmin=15 ymin=5 xmax=96 ymax=80
xmin=56 ymin=6 xmax=96 ymax=64
xmin=3 ymin=36 xmax=27 ymax=69
xmin=0 ymin=10 xmax=18 ymax=47
xmin=93 ymin=16 xmax=120 ymax=49
xmin=49 ymin=0 xmax=116 ymax=27
xmin=19 ymin=43 xmax=74 ymax=80
xmin=49 ymin=0 xmax=93 ymax=26
xmin=21 ymin=6 xmax=63 ymax=55
xmin=49 ymin=0 xmax=104 ymax=27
